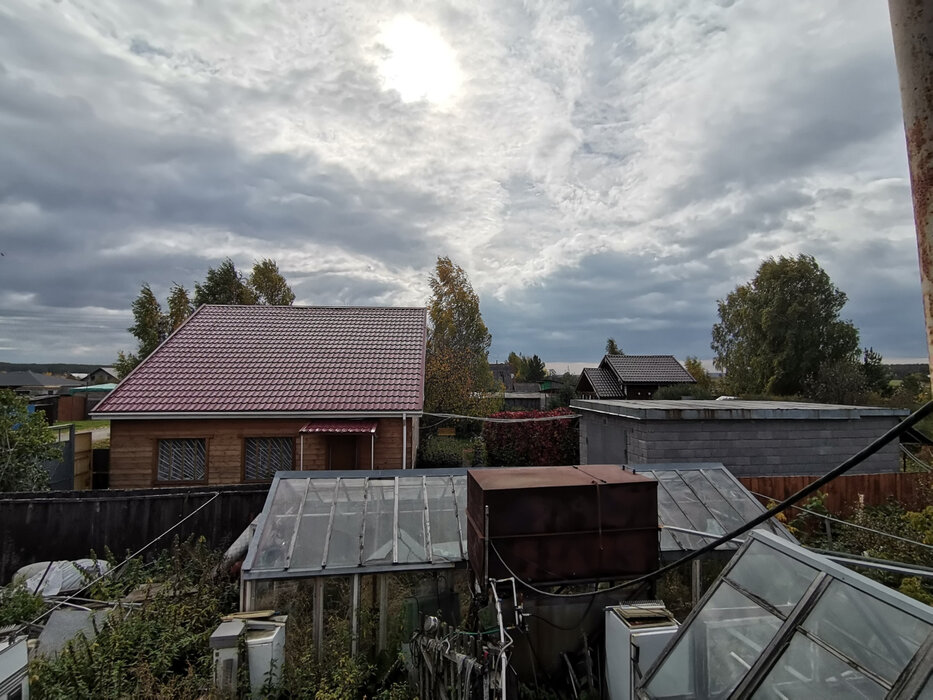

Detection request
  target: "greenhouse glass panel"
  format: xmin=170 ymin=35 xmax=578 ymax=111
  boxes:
xmin=725 ymin=539 xmax=818 ymax=614
xmin=643 ymin=581 xmax=781 ymax=699
xmin=655 ymin=471 xmax=730 ymax=543
xmin=701 ymin=469 xmax=788 ymax=539
xmin=427 ymin=477 xmax=461 ymax=562
xmin=652 ymin=475 xmax=704 ymax=551
xmin=288 ymin=479 xmax=338 ymax=571
xmin=801 ymin=579 xmax=931 ymax=684
xmin=251 ymin=477 xmax=307 ymax=570
xmin=325 ymin=479 xmax=368 ymax=568
xmin=680 ymin=469 xmax=746 ymax=532
xmin=396 ymin=477 xmax=427 ymax=563
xmin=750 ymin=632 xmax=886 ymax=699
xmin=362 ymin=480 xmax=396 ymax=565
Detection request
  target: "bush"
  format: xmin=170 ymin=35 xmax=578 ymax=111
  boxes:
xmin=0 ymin=583 xmax=45 ymax=627
xmin=29 ymin=536 xmax=239 ymax=699
xmin=483 ymin=409 xmax=578 ymax=466
xmin=418 ymin=435 xmax=486 ymax=469
xmin=653 ymin=384 xmax=714 ymax=400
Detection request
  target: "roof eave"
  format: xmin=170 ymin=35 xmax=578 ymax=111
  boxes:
xmin=91 ymin=409 xmax=424 ymax=420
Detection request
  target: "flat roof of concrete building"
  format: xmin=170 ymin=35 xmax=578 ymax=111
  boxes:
xmin=570 ymin=399 xmax=909 ymax=421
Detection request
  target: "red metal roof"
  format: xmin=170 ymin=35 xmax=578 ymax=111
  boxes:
xmin=300 ymin=420 xmax=378 ymax=434
xmin=94 ymin=305 xmax=426 ymax=415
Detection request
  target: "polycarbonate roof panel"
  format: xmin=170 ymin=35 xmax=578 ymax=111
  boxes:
xmin=638 ymin=531 xmax=933 ymax=700
xmin=242 ymin=469 xmax=468 ymax=580
xmin=244 ymin=464 xmax=792 ymax=580
xmin=635 ymin=464 xmax=795 ymax=552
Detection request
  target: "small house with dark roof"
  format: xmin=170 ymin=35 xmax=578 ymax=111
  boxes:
xmin=92 ymin=305 xmax=427 ymax=488
xmin=0 ymin=371 xmax=82 ymax=396
xmin=575 ymin=354 xmax=696 ymax=400
xmin=86 ymin=366 xmax=119 ymax=385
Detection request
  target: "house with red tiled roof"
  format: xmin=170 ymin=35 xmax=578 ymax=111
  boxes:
xmin=92 ymin=305 xmax=426 ymax=488
xmin=575 ymin=354 xmax=696 ymax=400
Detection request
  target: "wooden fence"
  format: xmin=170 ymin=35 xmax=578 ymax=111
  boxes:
xmin=739 ymin=472 xmax=933 ymax=515
xmin=0 ymin=484 xmax=269 ymax=583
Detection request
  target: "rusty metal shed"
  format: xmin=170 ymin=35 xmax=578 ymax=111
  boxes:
xmin=467 ymin=465 xmax=659 ymax=585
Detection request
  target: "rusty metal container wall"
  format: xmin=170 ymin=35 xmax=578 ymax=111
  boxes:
xmin=888 ymin=0 xmax=933 ymax=386
xmin=466 ymin=465 xmax=659 ymax=585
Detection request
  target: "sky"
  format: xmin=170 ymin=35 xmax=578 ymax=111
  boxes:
xmin=0 ymin=0 xmax=927 ymax=369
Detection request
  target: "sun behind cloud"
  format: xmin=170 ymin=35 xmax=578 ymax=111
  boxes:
xmin=376 ymin=16 xmax=462 ymax=106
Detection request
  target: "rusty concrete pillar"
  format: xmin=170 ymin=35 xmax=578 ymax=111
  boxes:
xmin=888 ymin=0 xmax=933 ymax=387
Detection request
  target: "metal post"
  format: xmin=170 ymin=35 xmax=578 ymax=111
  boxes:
xmin=351 ymin=573 xmax=361 ymax=657
xmin=691 ymin=558 xmax=702 ymax=607
xmin=300 ymin=434 xmax=304 ymax=470
xmin=378 ymin=575 xmax=389 ymax=652
xmin=402 ymin=413 xmax=408 ymax=468
xmin=371 ymin=433 xmax=374 ymax=469
xmin=314 ymin=578 xmax=325 ymax=662
xmin=888 ymin=0 xmax=933 ymax=387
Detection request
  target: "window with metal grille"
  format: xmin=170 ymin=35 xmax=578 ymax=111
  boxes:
xmin=244 ymin=437 xmax=293 ymax=481
xmin=157 ymin=438 xmax=206 ymax=482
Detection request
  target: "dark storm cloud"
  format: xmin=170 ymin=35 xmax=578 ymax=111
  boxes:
xmin=485 ymin=248 xmax=723 ymax=363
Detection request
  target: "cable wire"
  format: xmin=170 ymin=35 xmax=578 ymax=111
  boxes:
xmin=490 ymin=399 xmax=933 ymax=598
xmin=423 ymin=412 xmax=579 ymax=423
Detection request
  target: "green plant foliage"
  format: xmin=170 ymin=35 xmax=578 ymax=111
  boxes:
xmin=425 ymin=256 xmax=500 ymax=416
xmin=791 ymin=495 xmax=933 ymax=604
xmin=653 ymin=383 xmax=714 ymax=400
xmin=483 ymin=409 xmax=578 ymax=466
xmin=0 ymin=583 xmax=46 ymax=627
xmin=29 ymin=537 xmax=238 ymax=699
xmin=711 ymin=254 xmax=860 ymax=396
xmin=0 ymin=389 xmax=59 ymax=492
xmin=417 ymin=435 xmax=486 ymax=469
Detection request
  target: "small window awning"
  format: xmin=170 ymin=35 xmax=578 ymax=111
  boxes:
xmin=299 ymin=420 xmax=378 ymax=434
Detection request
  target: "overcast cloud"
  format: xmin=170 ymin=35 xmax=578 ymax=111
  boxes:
xmin=0 ymin=0 xmax=926 ymax=367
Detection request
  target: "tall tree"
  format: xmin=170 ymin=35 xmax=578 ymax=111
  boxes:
xmin=711 ymin=254 xmax=859 ymax=396
xmin=605 ymin=337 xmax=623 ymax=355
xmin=249 ymin=258 xmax=296 ymax=305
xmin=684 ymin=356 xmax=714 ymax=394
xmin=129 ymin=284 xmax=167 ymax=360
xmin=167 ymin=283 xmax=193 ymax=332
xmin=117 ymin=258 xmax=294 ymax=378
xmin=194 ymin=258 xmax=257 ymax=307
xmin=425 ymin=257 xmax=499 ymax=415
xmin=507 ymin=352 xmax=547 ymax=382
xmin=0 ymin=389 xmax=59 ymax=491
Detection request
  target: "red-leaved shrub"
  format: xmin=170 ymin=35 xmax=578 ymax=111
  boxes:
xmin=482 ymin=408 xmax=579 ymax=466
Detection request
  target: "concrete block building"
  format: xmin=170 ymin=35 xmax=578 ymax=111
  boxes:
xmin=572 ymin=399 xmax=908 ymax=476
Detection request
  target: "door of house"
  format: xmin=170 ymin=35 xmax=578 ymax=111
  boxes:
xmin=327 ymin=435 xmax=359 ymax=469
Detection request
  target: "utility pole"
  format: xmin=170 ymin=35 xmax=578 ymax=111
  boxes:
xmin=888 ymin=0 xmax=933 ymax=388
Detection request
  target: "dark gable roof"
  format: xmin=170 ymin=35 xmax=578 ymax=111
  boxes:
xmin=94 ymin=305 xmax=427 ymax=415
xmin=0 ymin=371 xmax=82 ymax=388
xmin=579 ymin=367 xmax=624 ymax=398
xmin=603 ymin=355 xmax=696 ymax=384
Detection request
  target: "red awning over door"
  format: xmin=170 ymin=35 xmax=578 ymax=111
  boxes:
xmin=299 ymin=420 xmax=378 ymax=434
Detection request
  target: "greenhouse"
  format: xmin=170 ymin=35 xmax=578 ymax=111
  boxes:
xmin=638 ymin=530 xmax=933 ymax=699
xmin=240 ymin=464 xmax=791 ymax=588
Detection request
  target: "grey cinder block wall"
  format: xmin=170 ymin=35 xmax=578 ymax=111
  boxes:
xmin=572 ymin=399 xmax=908 ymax=477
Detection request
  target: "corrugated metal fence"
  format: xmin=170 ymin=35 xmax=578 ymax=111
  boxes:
xmin=0 ymin=484 xmax=269 ymax=584
xmin=739 ymin=472 xmax=933 ymax=515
